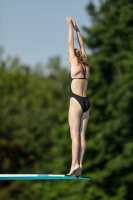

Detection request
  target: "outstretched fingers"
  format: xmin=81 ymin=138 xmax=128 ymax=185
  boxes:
xmin=66 ymin=15 xmax=72 ymax=23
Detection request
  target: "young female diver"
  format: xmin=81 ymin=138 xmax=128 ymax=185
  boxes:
xmin=66 ymin=15 xmax=90 ymax=176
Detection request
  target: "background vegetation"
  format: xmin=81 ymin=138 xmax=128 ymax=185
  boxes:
xmin=0 ymin=0 xmax=133 ymax=199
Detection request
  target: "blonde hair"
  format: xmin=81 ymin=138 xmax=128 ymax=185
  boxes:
xmin=74 ymin=49 xmax=88 ymax=66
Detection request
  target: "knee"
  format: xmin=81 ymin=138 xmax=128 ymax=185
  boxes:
xmin=70 ymin=130 xmax=79 ymax=139
xmin=80 ymin=134 xmax=86 ymax=142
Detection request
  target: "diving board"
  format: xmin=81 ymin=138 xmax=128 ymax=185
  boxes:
xmin=0 ymin=174 xmax=90 ymax=180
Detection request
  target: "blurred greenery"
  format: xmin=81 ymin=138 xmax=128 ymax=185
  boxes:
xmin=0 ymin=0 xmax=133 ymax=199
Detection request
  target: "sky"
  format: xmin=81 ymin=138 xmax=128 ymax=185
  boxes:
xmin=0 ymin=0 xmax=99 ymax=69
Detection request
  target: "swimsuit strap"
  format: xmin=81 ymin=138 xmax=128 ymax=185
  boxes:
xmin=82 ymin=66 xmax=87 ymax=80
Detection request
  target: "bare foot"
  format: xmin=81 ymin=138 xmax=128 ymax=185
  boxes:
xmin=67 ymin=164 xmax=80 ymax=176
xmin=74 ymin=167 xmax=82 ymax=176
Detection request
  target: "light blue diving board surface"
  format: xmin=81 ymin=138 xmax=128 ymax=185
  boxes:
xmin=0 ymin=174 xmax=90 ymax=181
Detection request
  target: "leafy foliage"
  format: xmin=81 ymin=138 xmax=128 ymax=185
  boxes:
xmin=83 ymin=0 xmax=133 ymax=200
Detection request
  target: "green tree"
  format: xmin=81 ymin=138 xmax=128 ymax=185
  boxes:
xmin=0 ymin=55 xmax=71 ymax=200
xmin=82 ymin=0 xmax=133 ymax=199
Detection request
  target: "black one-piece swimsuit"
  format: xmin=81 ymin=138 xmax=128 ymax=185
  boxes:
xmin=69 ymin=67 xmax=90 ymax=113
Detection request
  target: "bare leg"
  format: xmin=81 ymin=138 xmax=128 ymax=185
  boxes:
xmin=78 ymin=109 xmax=90 ymax=173
xmin=67 ymin=98 xmax=82 ymax=175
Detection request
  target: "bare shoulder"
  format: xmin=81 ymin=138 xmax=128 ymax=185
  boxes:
xmin=70 ymin=55 xmax=79 ymax=66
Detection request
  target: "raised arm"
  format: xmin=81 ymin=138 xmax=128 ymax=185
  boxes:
xmin=72 ymin=19 xmax=86 ymax=56
xmin=66 ymin=16 xmax=77 ymax=64
xmin=66 ymin=16 xmax=74 ymax=46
